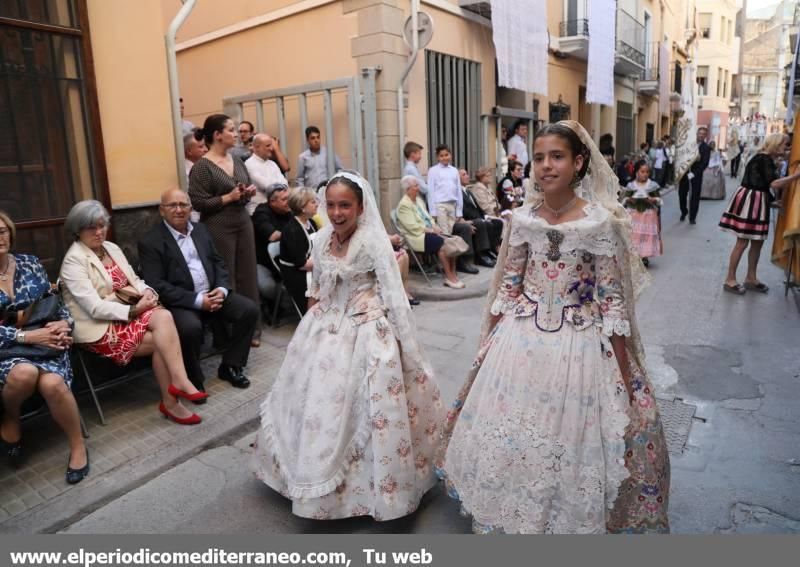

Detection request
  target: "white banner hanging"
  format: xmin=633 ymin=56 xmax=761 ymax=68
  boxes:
xmin=491 ymin=0 xmax=548 ymax=96
xmin=659 ymin=40 xmax=670 ymax=115
xmin=586 ymin=0 xmax=616 ymax=106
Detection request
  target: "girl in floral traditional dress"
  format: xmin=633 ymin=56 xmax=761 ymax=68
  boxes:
xmin=252 ymin=171 xmax=444 ymax=521
xmin=437 ymin=121 xmax=670 ymax=534
xmin=623 ymin=161 xmax=663 ymax=267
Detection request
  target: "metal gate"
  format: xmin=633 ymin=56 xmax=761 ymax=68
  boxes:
xmin=425 ymin=51 xmax=482 ymax=173
xmin=222 ymin=68 xmax=380 ymax=204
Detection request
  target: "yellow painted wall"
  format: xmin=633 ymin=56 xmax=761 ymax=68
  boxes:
xmin=88 ymin=0 xmax=178 ymax=206
xmin=162 ymin=0 xmax=308 ymax=42
xmin=173 ymin=2 xmax=358 ymax=174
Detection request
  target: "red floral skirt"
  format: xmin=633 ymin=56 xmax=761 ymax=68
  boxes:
xmin=84 ymin=308 xmax=156 ymax=366
xmin=83 ymin=261 xmax=156 ymax=366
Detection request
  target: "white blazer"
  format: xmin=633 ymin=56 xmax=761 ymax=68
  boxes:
xmin=60 ymin=240 xmax=153 ymax=344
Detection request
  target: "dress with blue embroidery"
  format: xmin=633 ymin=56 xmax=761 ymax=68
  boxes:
xmin=0 ymin=254 xmax=73 ymax=388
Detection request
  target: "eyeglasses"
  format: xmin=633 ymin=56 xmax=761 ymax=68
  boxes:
xmin=0 ymin=228 xmax=10 ymax=237
xmin=161 ymin=203 xmax=192 ymax=210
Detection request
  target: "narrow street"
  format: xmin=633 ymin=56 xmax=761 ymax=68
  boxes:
xmin=62 ymin=176 xmax=800 ymax=534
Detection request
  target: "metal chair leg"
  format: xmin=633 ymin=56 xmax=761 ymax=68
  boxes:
xmin=77 ymin=351 xmax=106 ymax=426
xmin=408 ymin=248 xmax=434 ymax=287
xmin=272 ymin=287 xmax=284 ymax=328
xmin=79 ymin=413 xmax=90 ymax=438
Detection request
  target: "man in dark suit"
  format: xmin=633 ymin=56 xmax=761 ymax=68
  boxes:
xmin=679 ymin=126 xmax=711 ymax=224
xmin=138 ymin=189 xmax=258 ymax=391
xmin=459 ymin=169 xmax=498 ymax=267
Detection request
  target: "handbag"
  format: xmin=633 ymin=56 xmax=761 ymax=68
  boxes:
xmin=114 ymin=285 xmax=142 ymax=305
xmin=0 ymin=293 xmax=65 ymax=362
xmin=440 ymin=235 xmax=469 ymax=258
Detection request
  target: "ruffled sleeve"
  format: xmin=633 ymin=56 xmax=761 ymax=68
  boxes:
xmin=490 ymin=235 xmax=528 ymax=316
xmin=595 ymin=239 xmax=631 ymax=337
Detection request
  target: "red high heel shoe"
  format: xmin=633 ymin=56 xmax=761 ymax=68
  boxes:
xmin=168 ymin=384 xmax=209 ymax=404
xmin=158 ymin=402 xmax=202 ymax=425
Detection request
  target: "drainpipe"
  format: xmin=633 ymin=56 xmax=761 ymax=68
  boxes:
xmin=166 ymin=0 xmax=198 ymax=192
xmin=397 ymin=0 xmax=421 ymax=176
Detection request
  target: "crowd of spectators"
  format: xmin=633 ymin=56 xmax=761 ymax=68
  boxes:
xmin=0 ymin=111 xmax=529 ymax=487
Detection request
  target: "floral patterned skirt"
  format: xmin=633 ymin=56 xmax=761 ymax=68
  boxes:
xmin=83 ymin=308 xmax=157 ymax=366
xmin=628 ymin=208 xmax=663 ymax=259
xmin=439 ymin=315 xmax=670 ymax=534
xmin=252 ymin=307 xmax=444 ymax=521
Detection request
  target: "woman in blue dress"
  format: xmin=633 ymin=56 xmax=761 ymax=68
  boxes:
xmin=0 ymin=211 xmax=89 ymax=484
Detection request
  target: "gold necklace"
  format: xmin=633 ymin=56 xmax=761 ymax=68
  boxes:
xmin=94 ymin=247 xmax=107 ymax=261
xmin=0 ymin=255 xmax=12 ymax=281
xmin=541 ymin=195 xmax=578 ymax=218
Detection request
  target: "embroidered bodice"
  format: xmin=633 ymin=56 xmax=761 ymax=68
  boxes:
xmin=307 ymin=230 xmax=386 ymax=334
xmin=491 ymin=203 xmax=630 ymax=336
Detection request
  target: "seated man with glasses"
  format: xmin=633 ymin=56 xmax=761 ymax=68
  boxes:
xmin=137 ymin=189 xmax=259 ymax=391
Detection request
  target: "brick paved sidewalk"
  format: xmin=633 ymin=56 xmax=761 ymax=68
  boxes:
xmin=0 ymin=324 xmax=294 ymax=532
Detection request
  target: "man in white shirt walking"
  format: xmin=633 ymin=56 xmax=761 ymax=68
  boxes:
xmin=245 ymin=134 xmax=289 ymax=215
xmin=295 ymin=126 xmax=342 ymax=188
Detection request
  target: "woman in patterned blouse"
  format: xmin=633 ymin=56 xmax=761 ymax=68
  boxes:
xmin=0 ymin=211 xmax=89 ymax=484
xmin=189 ymin=114 xmax=262 ymax=346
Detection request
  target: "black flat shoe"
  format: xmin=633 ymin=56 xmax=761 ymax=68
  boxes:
xmin=1 ymin=436 xmax=23 ymax=469
xmin=475 ymin=255 xmax=496 ymax=268
xmin=456 ymin=262 xmax=479 ymax=275
xmin=218 ymin=364 xmax=251 ymax=389
xmin=408 ymin=298 xmax=420 ymax=306
xmin=66 ymin=449 xmax=90 ymax=485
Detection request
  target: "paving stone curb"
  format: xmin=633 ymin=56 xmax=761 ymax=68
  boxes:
xmin=2 ymin=396 xmax=264 ymax=534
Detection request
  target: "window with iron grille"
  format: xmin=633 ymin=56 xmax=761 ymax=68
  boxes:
xmin=0 ymin=0 xmax=108 ymax=276
xmin=615 ymin=101 xmax=634 ymax=158
xmin=425 ymin=50 xmax=482 ymax=173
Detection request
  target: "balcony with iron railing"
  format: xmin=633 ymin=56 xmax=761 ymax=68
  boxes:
xmin=639 ymin=41 xmax=660 ymax=95
xmin=615 ymin=8 xmax=645 ymax=75
xmin=558 ymin=0 xmax=590 ymax=60
xmin=558 ymin=2 xmax=646 ymax=73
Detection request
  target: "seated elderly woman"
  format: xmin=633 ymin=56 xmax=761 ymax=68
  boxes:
xmin=468 ymin=167 xmax=502 ymax=217
xmin=0 ymin=211 xmax=89 ymax=484
xmin=59 ymin=200 xmax=207 ymax=426
xmin=278 ymin=188 xmax=319 ymax=314
xmin=395 ymin=175 xmax=464 ymax=289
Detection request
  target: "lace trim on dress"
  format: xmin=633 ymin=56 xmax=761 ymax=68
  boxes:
xmin=508 ymin=203 xmax=619 ymax=259
xmin=445 ymin=397 xmax=631 ymax=533
xmin=600 ymin=317 xmax=631 ymax=338
xmin=255 ymin=371 xmax=373 ymax=500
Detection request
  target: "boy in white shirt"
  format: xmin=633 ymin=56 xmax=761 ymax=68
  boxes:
xmin=426 ymin=144 xmax=463 ymax=234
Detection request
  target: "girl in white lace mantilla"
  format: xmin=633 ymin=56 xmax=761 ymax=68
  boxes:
xmin=252 ymin=171 xmax=444 ymax=521
xmin=437 ymin=122 xmax=670 ymax=534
